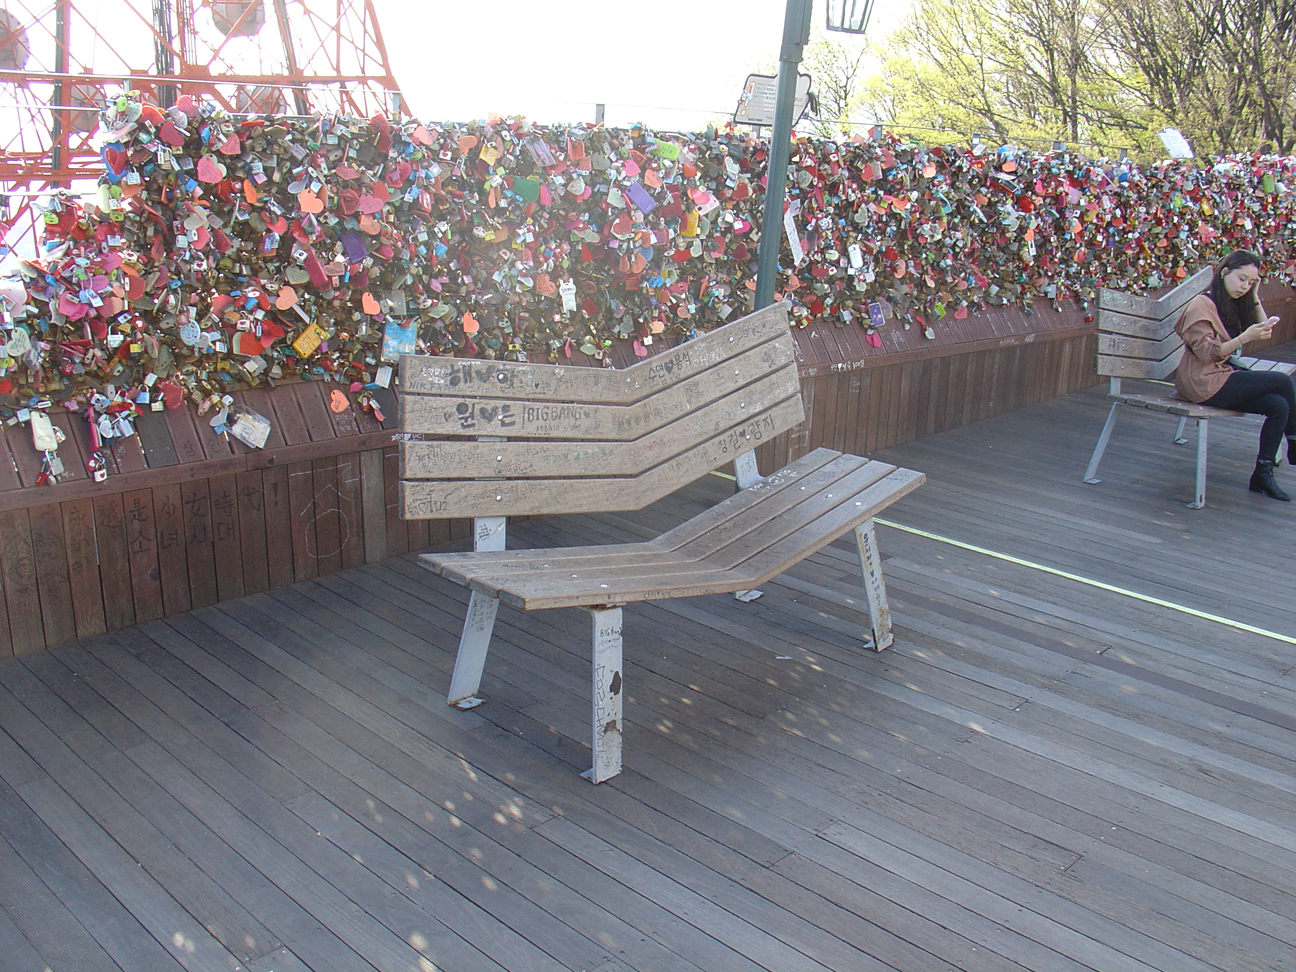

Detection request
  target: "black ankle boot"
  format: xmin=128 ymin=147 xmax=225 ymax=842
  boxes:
xmin=1250 ymin=459 xmax=1291 ymax=501
xmin=1288 ymin=436 xmax=1296 ymax=465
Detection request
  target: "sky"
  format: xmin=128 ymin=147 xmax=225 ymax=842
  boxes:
xmin=376 ymin=0 xmax=908 ymax=131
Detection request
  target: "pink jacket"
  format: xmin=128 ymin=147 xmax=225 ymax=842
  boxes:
xmin=1174 ymin=294 xmax=1235 ymax=403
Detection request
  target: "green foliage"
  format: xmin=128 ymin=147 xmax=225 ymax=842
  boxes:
xmin=851 ymin=0 xmax=1296 ymax=156
xmin=863 ymin=0 xmax=1169 ymax=157
xmin=801 ymin=30 xmax=872 ymax=137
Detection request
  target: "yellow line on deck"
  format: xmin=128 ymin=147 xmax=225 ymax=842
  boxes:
xmin=879 ymin=518 xmax=1296 ymax=647
xmin=706 ymin=469 xmax=1296 ymax=646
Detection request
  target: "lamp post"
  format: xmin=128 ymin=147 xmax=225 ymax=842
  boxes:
xmin=754 ymin=0 xmax=875 ymax=312
xmin=753 ymin=0 xmax=813 ymax=311
xmin=825 ymin=0 xmax=876 ymax=33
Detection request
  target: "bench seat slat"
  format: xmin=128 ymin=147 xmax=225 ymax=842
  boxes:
xmin=423 ymin=453 xmax=924 ymax=611
xmin=400 ymin=301 xmax=791 ymax=400
xmin=1096 ymin=331 xmax=1182 ymax=359
xmin=401 ymin=364 xmax=801 ymax=479
xmin=1095 ymin=350 xmax=1182 ymax=380
xmin=429 ymin=451 xmax=878 ymax=589
xmin=1095 ymin=266 xmax=1212 ymax=315
xmin=424 ymin=450 xmax=846 ymax=585
xmin=671 ymin=456 xmax=896 ymax=565
xmin=1096 ymin=307 xmax=1183 ymax=340
xmin=400 ymin=395 xmax=806 ymax=519
xmin=401 ymin=339 xmax=796 ymax=440
xmin=700 ymin=467 xmax=924 ymax=586
xmin=425 ymin=450 xmax=849 ymax=585
xmin=1239 ymin=356 xmax=1296 ymax=374
xmin=463 ymin=467 xmax=922 ymax=611
xmin=1112 ymin=393 xmax=1244 ymax=419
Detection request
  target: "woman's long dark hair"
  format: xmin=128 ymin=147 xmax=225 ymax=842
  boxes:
xmin=1209 ymin=250 xmax=1263 ymax=338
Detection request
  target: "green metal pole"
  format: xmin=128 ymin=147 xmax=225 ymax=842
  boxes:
xmin=754 ymin=0 xmax=813 ymax=311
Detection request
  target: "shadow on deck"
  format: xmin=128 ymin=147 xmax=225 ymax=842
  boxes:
xmin=1 ymin=378 xmax=1294 ymax=972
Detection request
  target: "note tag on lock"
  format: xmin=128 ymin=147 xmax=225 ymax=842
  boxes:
xmin=30 ymin=411 xmax=59 ymax=452
xmin=381 ymin=321 xmax=417 ymax=363
xmin=559 ymin=279 xmax=577 ymax=314
xmin=228 ymin=407 xmax=272 ymax=449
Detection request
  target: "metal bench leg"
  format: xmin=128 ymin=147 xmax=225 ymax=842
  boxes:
xmin=448 ymin=514 xmax=507 ymax=709
xmin=1190 ymin=419 xmax=1208 ymax=509
xmin=1083 ymin=402 xmax=1121 ymax=484
xmin=583 ymin=606 xmax=624 ymax=783
xmin=1173 ymin=416 xmax=1189 ymax=444
xmin=733 ymin=449 xmax=763 ymax=489
xmin=854 ymin=519 xmax=894 ymax=651
xmin=447 ymin=591 xmax=499 ymax=708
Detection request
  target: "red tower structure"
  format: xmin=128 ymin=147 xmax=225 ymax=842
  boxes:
xmin=0 ymin=0 xmax=405 ymax=248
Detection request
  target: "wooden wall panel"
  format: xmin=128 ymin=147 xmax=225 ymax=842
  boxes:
xmin=0 ymin=509 xmax=41 ymax=654
xmin=153 ymin=483 xmax=191 ymax=617
xmin=236 ymin=470 xmax=270 ymax=597
xmin=61 ymin=498 xmax=106 ymax=642
xmin=262 ymin=464 xmax=295 ymax=590
xmin=92 ymin=494 xmax=134 ymax=632
xmin=121 ymin=488 xmax=163 ymax=625
xmin=382 ymin=447 xmax=408 ymax=558
xmin=336 ymin=454 xmax=365 ymax=571
xmin=286 ymin=460 xmax=319 ymax=582
xmin=209 ymin=474 xmax=244 ymax=603
xmin=0 ymin=324 xmax=1099 ymax=656
xmin=311 ymin=457 xmax=343 ymax=577
xmin=179 ymin=480 xmax=218 ymax=610
xmin=359 ymin=449 xmax=388 ymax=565
xmin=29 ymin=503 xmax=76 ymax=649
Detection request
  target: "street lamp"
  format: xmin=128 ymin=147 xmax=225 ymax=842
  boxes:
xmin=754 ymin=0 xmax=876 ymax=311
xmin=752 ymin=0 xmax=813 ymax=311
xmin=826 ymin=0 xmax=876 ymax=33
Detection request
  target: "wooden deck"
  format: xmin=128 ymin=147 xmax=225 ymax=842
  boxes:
xmin=2 ymin=377 xmax=1295 ymax=972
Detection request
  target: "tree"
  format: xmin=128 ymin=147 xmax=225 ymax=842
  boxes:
xmin=867 ymin=0 xmax=1296 ymax=156
xmin=1105 ymin=0 xmax=1296 ymax=153
xmin=864 ymin=0 xmax=1164 ymax=154
xmin=801 ymin=30 xmax=872 ymax=137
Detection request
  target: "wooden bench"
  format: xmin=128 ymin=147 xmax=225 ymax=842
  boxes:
xmin=1084 ymin=267 xmax=1296 ymax=508
xmin=398 ymin=302 xmax=925 ymax=782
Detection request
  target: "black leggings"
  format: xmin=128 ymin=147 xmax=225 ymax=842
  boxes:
xmin=1202 ymin=369 xmax=1296 ymax=460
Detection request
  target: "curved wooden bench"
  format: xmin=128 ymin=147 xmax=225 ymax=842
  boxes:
xmin=399 ymin=302 xmax=924 ymax=782
xmin=1085 ymin=268 xmax=1295 ymax=508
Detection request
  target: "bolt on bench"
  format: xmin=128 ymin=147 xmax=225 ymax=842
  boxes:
xmin=1084 ymin=266 xmax=1296 ymax=508
xmin=399 ymin=302 xmax=925 ymax=781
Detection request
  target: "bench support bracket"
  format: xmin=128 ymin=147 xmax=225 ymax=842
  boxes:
xmin=1083 ymin=401 xmax=1121 ymax=485
xmin=447 ymin=515 xmax=507 ymax=708
xmin=854 ymin=519 xmax=893 ymax=651
xmin=448 ymin=592 xmax=500 ymax=707
xmin=734 ymin=449 xmax=762 ymax=489
xmin=582 ymin=605 xmax=624 ymax=784
xmin=1191 ymin=419 xmax=1208 ymax=509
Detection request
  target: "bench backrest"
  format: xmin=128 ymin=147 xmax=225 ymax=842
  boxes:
xmin=1095 ymin=266 xmax=1211 ymax=382
xmin=398 ymin=302 xmax=803 ymax=520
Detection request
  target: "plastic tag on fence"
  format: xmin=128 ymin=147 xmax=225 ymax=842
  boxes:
xmin=228 ymin=407 xmax=272 ymax=449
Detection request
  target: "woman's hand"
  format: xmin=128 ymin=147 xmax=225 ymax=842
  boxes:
xmin=1240 ymin=316 xmax=1280 ymax=344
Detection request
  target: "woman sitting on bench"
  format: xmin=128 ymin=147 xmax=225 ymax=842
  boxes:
xmin=1175 ymin=249 xmax=1296 ymax=501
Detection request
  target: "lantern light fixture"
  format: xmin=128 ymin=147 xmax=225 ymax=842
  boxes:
xmin=825 ymin=0 xmax=875 ymax=34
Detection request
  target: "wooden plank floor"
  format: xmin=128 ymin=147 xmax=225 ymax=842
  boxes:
xmin=2 ymin=378 xmax=1296 ymax=972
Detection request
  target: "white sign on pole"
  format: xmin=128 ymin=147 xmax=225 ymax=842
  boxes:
xmin=734 ymin=73 xmax=813 ymax=127
xmin=1158 ymin=128 xmax=1194 ymax=159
